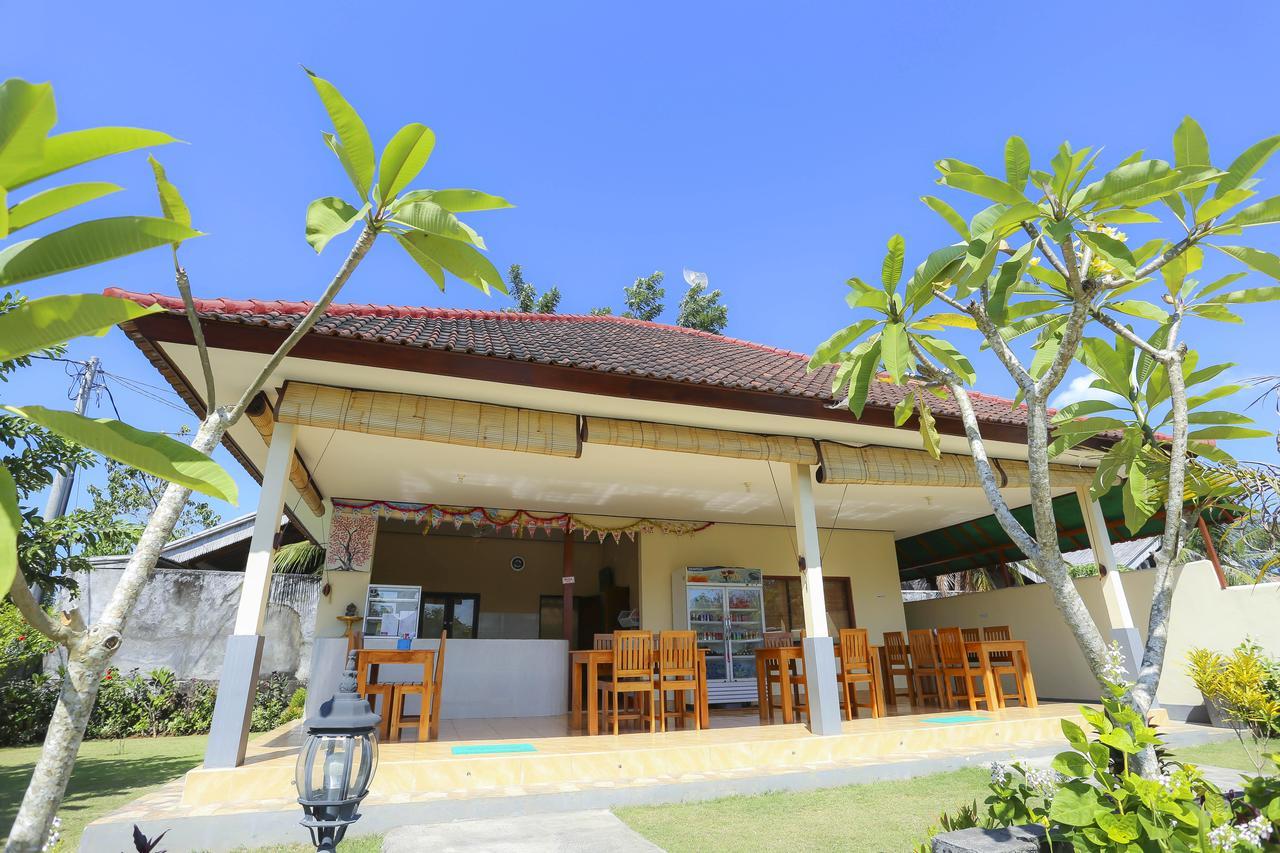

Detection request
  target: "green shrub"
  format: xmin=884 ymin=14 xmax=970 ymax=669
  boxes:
xmin=278 ymin=687 xmax=307 ymax=724
xmin=168 ymin=681 xmax=217 ymax=736
xmin=250 ymin=672 xmax=298 ymax=732
xmin=1187 ymin=640 xmax=1280 ymax=773
xmin=912 ymin=801 xmax=994 ymax=853
xmin=0 ymin=600 xmax=56 ymax=679
xmin=0 ymin=667 xmax=303 ymax=745
xmin=0 ymin=672 xmax=59 ymax=746
xmin=919 ymin=643 xmax=1280 ymax=850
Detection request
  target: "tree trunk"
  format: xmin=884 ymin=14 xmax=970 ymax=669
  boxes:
xmin=6 ymin=223 xmax=378 ymax=849
xmin=5 ymin=415 xmax=227 ymax=853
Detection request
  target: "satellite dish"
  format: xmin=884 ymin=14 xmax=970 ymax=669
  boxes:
xmin=683 ymin=268 xmax=708 ymax=288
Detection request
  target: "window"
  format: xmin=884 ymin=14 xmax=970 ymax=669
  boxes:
xmin=763 ymin=576 xmax=854 ymax=633
xmin=422 ymin=593 xmax=480 ymax=638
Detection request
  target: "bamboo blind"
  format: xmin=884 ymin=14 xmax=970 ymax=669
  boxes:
xmin=582 ymin=416 xmax=819 ymax=464
xmin=816 ymin=441 xmax=1094 ymax=489
xmin=245 ymin=394 xmax=324 ymax=516
xmin=276 ymin=382 xmax=582 ymax=458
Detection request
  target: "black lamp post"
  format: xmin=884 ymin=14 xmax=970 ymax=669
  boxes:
xmin=296 ymin=650 xmax=380 ymax=852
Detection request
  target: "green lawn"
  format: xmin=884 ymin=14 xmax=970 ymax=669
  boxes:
xmin=1173 ymin=736 xmax=1274 ymax=773
xmin=615 ymin=766 xmax=992 ymax=852
xmin=0 ymin=735 xmax=208 ymax=852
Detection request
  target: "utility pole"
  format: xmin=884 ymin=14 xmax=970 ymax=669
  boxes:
xmin=41 ymin=356 xmax=101 ymax=521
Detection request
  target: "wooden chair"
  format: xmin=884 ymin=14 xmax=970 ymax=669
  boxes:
xmin=593 ymin=631 xmax=615 ymax=679
xmin=760 ymin=631 xmax=794 ymax=721
xmin=982 ymin=625 xmax=1025 ymax=707
xmin=656 ymin=631 xmax=700 ymax=731
xmin=836 ymin=628 xmax=880 ymax=719
xmin=907 ymin=629 xmax=942 ymax=707
xmin=768 ymin=637 xmax=810 ymax=723
xmin=937 ymin=627 xmax=994 ymax=711
xmin=388 ymin=648 xmax=435 ymax=742
xmin=961 ymin=627 xmax=982 ymax=665
xmin=429 ymin=632 xmax=447 ymax=740
xmin=356 ymin=649 xmax=398 ymax=740
xmin=882 ymin=631 xmax=914 ymax=706
xmin=600 ymin=630 xmax=657 ymax=734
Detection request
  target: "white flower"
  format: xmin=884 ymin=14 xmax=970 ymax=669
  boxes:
xmin=1239 ymin=815 xmax=1272 ymax=848
xmin=1100 ymin=641 xmax=1130 ymax=686
xmin=989 ymin=761 xmax=1013 ymax=785
xmin=1024 ymin=766 xmax=1065 ymax=797
xmin=1207 ymin=815 xmax=1272 ymax=851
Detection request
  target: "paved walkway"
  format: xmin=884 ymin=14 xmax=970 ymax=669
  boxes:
xmin=382 ymin=810 xmax=662 ymax=853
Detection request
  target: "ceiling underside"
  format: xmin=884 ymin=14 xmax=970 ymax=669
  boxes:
xmin=155 ymin=340 xmax=1097 ymax=557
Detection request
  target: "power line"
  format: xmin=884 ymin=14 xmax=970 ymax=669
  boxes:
xmin=101 ymin=381 xmax=163 ymax=512
xmin=98 ymin=368 xmax=186 ymax=400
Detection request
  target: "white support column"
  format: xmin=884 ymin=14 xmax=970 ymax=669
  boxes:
xmin=790 ymin=463 xmax=842 ymax=735
xmin=1076 ymin=486 xmax=1145 ymax=686
xmin=234 ymin=422 xmax=297 ymax=635
xmin=206 ymin=422 xmax=297 ymax=768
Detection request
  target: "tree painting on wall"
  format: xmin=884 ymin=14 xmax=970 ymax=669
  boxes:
xmin=323 ymin=508 xmax=377 ymax=572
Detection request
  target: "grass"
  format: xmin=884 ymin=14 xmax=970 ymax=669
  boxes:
xmin=0 ymin=735 xmax=208 ymax=852
xmin=615 ymin=766 xmax=992 ymax=852
xmin=1173 ymin=736 xmax=1275 ymax=773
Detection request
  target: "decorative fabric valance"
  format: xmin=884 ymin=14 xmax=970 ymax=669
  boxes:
xmin=276 ymin=381 xmax=582 ymax=458
xmin=583 ymin=416 xmax=819 ymax=465
xmin=331 ymin=498 xmax=714 ymax=543
xmin=816 ymin=441 xmax=1094 ymax=489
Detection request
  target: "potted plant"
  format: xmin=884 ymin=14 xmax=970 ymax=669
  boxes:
xmin=1187 ymin=642 xmax=1280 ymax=773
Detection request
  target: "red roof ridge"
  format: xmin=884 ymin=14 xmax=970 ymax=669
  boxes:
xmin=104 ymin=288 xmax=812 ymax=362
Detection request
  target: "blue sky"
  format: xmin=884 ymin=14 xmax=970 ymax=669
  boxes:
xmin=5 ymin=2 xmax=1279 ymax=522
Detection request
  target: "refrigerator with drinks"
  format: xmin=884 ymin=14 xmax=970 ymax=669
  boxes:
xmin=671 ymin=566 xmax=765 ymax=704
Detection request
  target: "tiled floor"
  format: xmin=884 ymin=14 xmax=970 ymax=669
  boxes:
xmin=178 ymin=703 xmax=1097 ymax=806
xmin=95 ymin=703 xmax=1192 ymax=832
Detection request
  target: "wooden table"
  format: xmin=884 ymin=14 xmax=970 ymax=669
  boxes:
xmin=755 ymin=644 xmax=888 ymax=724
xmin=964 ymin=639 xmax=1037 ymax=708
xmin=570 ymin=648 xmax=710 ymax=735
xmin=755 ymin=646 xmax=803 ymax=723
xmin=356 ymin=648 xmax=437 ymax=740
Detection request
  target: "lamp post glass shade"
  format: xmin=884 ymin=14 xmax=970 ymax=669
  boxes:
xmin=296 ymin=651 xmax=380 ymax=852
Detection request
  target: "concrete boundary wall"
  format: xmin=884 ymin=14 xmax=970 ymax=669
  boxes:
xmin=49 ymin=568 xmax=320 ymax=682
xmin=904 ymin=561 xmax=1280 ymax=719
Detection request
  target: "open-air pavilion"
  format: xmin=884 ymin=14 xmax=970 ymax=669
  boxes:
xmin=105 ymin=287 xmax=1165 ymax=813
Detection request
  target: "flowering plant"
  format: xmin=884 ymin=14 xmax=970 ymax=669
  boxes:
xmin=978 ymin=643 xmax=1279 ymax=851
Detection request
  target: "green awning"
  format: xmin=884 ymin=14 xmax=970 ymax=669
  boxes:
xmin=895 ymin=487 xmax=1166 ymax=582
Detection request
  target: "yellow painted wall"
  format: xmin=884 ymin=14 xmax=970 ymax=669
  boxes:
xmin=638 ymin=523 xmax=906 ymax=643
xmin=1159 ymin=562 xmax=1280 ymax=707
xmin=904 ymin=571 xmax=1113 ymax=701
xmin=904 ymin=561 xmax=1280 ymax=710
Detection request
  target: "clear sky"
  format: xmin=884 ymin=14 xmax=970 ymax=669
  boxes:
xmin=5 ymin=1 xmax=1279 ymax=522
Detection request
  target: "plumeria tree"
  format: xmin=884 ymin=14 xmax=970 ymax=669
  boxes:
xmin=811 ymin=118 xmax=1280 ymax=776
xmin=3 ymin=70 xmax=510 ymax=851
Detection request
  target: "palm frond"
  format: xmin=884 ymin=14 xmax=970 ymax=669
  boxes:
xmin=272 ymin=541 xmax=325 ymax=574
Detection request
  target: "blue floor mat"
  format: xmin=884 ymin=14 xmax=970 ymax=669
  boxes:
xmin=920 ymin=714 xmax=990 ymax=724
xmin=451 ymin=743 xmax=538 ymax=755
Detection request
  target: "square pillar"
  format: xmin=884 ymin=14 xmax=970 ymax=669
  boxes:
xmin=1076 ymin=487 xmax=1145 ymax=687
xmin=205 ymin=422 xmax=297 ymax=769
xmin=790 ymin=463 xmax=843 ymax=736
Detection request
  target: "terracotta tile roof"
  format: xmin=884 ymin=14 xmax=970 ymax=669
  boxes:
xmin=106 ymin=288 xmax=1034 ymax=428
